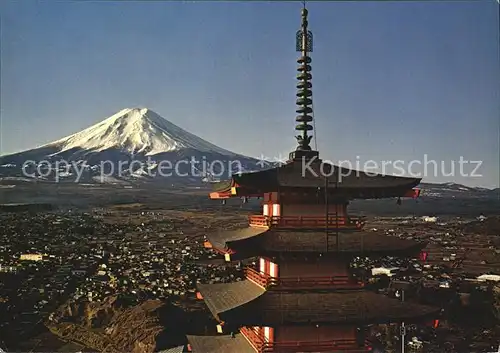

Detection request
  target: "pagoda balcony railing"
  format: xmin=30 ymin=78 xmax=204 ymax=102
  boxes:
xmin=244 ymin=267 xmax=364 ymax=290
xmin=249 ymin=215 xmax=365 ymax=230
xmin=245 ymin=267 xmax=271 ymax=288
xmin=241 ymin=326 xmax=373 ymax=352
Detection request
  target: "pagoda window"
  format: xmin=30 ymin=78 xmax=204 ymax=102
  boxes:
xmin=264 ymin=326 xmax=274 ymax=342
xmin=258 ymin=257 xmax=279 ymax=277
xmin=269 ymin=261 xmax=279 ymax=278
xmin=259 ymin=257 xmax=266 ymax=274
xmin=261 ymin=257 xmax=270 ymax=275
xmin=272 ymin=203 xmax=281 ymax=216
xmin=263 ymin=204 xmax=270 ymax=216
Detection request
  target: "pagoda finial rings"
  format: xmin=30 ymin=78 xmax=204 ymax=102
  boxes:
xmin=297 ymin=82 xmax=312 ymax=89
xmin=296 ymin=107 xmax=313 ymax=114
xmin=297 ymin=73 xmax=312 ymax=80
xmin=296 ymin=98 xmax=313 ymax=105
xmin=295 ymin=124 xmax=313 ymax=131
xmin=296 ymin=90 xmax=312 ymax=98
xmin=295 ymin=115 xmax=313 ymax=122
xmin=297 ymin=65 xmax=312 ymax=72
xmin=297 ymin=56 xmax=312 ymax=64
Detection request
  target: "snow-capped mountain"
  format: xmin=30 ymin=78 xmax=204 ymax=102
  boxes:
xmin=47 ymin=108 xmax=236 ymax=157
xmin=0 ymin=108 xmax=261 ymax=183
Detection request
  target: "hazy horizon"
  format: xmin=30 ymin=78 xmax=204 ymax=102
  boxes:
xmin=1 ymin=1 xmax=499 ymax=188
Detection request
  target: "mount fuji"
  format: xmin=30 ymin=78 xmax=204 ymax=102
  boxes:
xmin=0 ymin=108 xmax=262 ymax=183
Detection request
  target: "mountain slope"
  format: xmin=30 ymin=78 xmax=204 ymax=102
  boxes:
xmin=0 ymin=108 xmax=259 ymax=183
xmin=45 ymin=108 xmax=236 ymax=157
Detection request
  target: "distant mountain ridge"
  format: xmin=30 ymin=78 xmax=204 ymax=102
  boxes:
xmin=419 ymin=182 xmax=499 ymax=199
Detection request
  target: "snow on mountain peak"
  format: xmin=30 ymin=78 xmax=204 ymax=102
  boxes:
xmin=46 ymin=108 xmax=236 ymax=156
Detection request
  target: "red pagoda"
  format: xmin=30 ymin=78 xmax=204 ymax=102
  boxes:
xmin=187 ymin=4 xmax=438 ymax=352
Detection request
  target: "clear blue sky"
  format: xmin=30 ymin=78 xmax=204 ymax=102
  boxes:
xmin=1 ymin=1 xmax=499 ymax=187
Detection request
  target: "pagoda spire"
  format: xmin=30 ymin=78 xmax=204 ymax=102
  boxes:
xmin=291 ymin=1 xmax=319 ymax=162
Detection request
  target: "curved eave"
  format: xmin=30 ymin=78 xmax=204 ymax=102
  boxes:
xmin=197 ymin=280 xmax=266 ymax=321
xmin=197 ymin=280 xmax=439 ymax=326
xmin=211 ymin=172 xmax=421 ymax=201
xmin=210 ymin=179 xmax=264 ymax=199
xmin=347 ymin=186 xmax=421 ymax=200
xmin=211 ymin=179 xmax=233 ymax=194
xmin=206 ymin=227 xmax=426 ymax=257
xmin=210 ymin=187 xmax=422 ymax=201
xmin=232 ymin=162 xmax=421 ymax=189
xmin=205 ymin=227 xmax=268 ymax=253
xmin=251 ymin=290 xmax=440 ymax=325
xmin=209 ymin=189 xmax=263 ymax=200
xmin=187 ymin=334 xmax=255 ymax=353
xmin=157 ymin=346 xmax=186 ymax=353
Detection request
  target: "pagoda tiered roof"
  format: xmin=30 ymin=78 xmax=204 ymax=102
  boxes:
xmin=211 ymin=159 xmax=421 ymax=199
xmin=206 ymin=227 xmax=426 ymax=256
xmin=190 ymin=2 xmax=439 ymax=351
xmin=187 ymin=333 xmax=374 ymax=353
xmin=187 ymin=333 xmax=256 ymax=353
xmin=197 ymin=280 xmax=439 ymax=326
xmin=198 ymin=280 xmax=265 ymax=319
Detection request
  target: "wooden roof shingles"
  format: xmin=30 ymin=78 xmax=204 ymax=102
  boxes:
xmin=208 ymin=227 xmax=267 ymax=250
xmin=212 ymin=160 xmax=420 ymax=195
xmin=157 ymin=346 xmax=186 ymax=353
xmin=197 ymin=280 xmax=266 ymax=319
xmin=206 ymin=227 xmax=426 ymax=255
xmin=197 ymin=281 xmax=439 ymax=326
xmin=254 ymin=291 xmax=440 ymax=325
xmin=187 ymin=334 xmax=256 ymax=353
